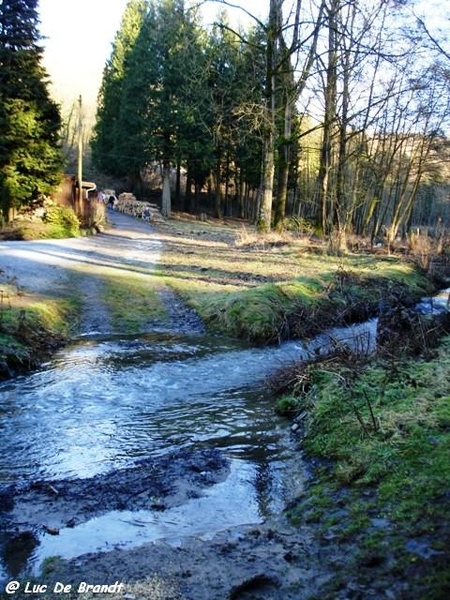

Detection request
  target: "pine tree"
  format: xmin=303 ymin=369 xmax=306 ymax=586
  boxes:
xmin=0 ymin=0 xmax=63 ymax=219
xmin=117 ymin=0 xmax=203 ymax=214
xmin=91 ymin=0 xmax=147 ymax=176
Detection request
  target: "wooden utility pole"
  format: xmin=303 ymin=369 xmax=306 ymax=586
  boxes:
xmin=77 ymin=94 xmax=83 ymax=217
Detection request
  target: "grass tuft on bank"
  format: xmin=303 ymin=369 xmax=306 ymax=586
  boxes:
xmin=0 ymin=283 xmax=78 ymax=378
xmin=279 ymin=330 xmax=450 ymax=598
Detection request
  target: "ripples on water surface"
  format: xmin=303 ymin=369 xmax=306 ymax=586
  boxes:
xmin=0 ymin=333 xmax=298 ymax=484
xmin=0 ymin=322 xmax=377 ymax=576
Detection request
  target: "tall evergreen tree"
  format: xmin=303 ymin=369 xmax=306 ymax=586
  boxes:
xmin=0 ymin=0 xmax=63 ymax=219
xmin=117 ymin=0 xmax=202 ymax=215
xmin=205 ymin=16 xmax=244 ymax=217
xmin=91 ymin=0 xmax=147 ymax=177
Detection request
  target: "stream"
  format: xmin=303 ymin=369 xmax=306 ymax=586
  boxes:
xmin=0 ymin=320 xmax=377 ymax=581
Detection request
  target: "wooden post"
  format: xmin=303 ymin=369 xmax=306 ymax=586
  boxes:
xmin=77 ymin=95 xmax=83 ymax=218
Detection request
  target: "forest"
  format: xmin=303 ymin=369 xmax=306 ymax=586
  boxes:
xmin=91 ymin=0 xmax=450 ymax=251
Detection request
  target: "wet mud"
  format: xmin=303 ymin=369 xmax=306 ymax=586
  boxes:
xmin=0 ymin=449 xmax=229 ymax=534
xmin=0 ymin=447 xmax=331 ymax=600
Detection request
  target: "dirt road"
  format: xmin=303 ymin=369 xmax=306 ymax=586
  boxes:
xmin=0 ymin=211 xmax=202 ymax=336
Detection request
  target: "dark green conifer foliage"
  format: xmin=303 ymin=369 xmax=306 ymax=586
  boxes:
xmin=91 ymin=0 xmax=266 ymax=215
xmin=0 ymin=0 xmax=63 ymax=219
xmin=91 ymin=0 xmax=147 ymax=177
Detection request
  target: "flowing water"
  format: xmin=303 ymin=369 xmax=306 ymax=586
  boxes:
xmin=0 ymin=320 xmax=377 ymax=578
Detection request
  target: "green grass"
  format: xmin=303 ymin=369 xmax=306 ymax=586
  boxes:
xmin=157 ymin=224 xmax=433 ymax=343
xmin=0 ymin=289 xmax=77 ymax=337
xmin=0 ymin=289 xmax=78 ymax=377
xmin=101 ymin=273 xmax=166 ymax=333
xmin=283 ymin=335 xmax=450 ymax=597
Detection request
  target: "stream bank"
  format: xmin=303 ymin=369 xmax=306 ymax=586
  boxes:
xmin=1 ymin=212 xmax=449 ymax=599
xmin=0 ymin=211 xmax=440 ymax=379
xmin=275 ymin=303 xmax=450 ymax=600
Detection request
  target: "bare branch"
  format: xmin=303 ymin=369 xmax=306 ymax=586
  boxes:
xmin=414 ymin=12 xmax=450 ymax=62
xmin=191 ymin=0 xmax=267 ymax=29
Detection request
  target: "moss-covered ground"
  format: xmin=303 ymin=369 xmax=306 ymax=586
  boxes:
xmin=276 ymin=329 xmax=450 ymax=599
xmin=101 ymin=272 xmax=166 ymax=332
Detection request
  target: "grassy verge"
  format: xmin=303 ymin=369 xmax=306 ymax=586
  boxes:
xmin=0 ymin=283 xmax=78 ymax=378
xmin=156 ymin=215 xmax=435 ymax=343
xmin=276 ymin=329 xmax=450 ymax=599
xmin=101 ymin=272 xmax=167 ymax=332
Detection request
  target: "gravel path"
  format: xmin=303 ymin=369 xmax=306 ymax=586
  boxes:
xmin=0 ymin=211 xmax=203 ymax=336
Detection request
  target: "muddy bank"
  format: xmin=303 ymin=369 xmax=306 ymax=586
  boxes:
xmin=0 ymin=446 xmax=333 ymax=600
xmin=28 ymin=521 xmax=328 ymax=600
xmin=0 ymin=321 xmax=66 ymax=381
xmin=0 ymin=449 xmax=229 ymax=533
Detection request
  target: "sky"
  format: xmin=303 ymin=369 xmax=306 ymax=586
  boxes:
xmin=38 ymin=0 xmax=265 ymax=114
xmin=38 ymin=0 xmax=443 ymax=118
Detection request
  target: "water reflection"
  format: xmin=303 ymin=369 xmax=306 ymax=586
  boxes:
xmin=0 ymin=320 xmax=378 ymax=576
xmin=23 ymin=459 xmax=271 ymax=575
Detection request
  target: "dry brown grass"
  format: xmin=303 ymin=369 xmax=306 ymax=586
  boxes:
xmin=153 ymin=213 xmax=434 ymax=343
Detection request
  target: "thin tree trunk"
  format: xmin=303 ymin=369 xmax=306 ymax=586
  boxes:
xmin=175 ymin=159 xmax=181 ymax=207
xmin=316 ymin=0 xmax=338 ymax=235
xmin=259 ymin=136 xmax=275 ymax=231
xmin=184 ymin=162 xmax=192 ymax=212
xmin=275 ymin=146 xmax=289 ymax=230
xmin=214 ymin=151 xmax=222 ymax=218
xmin=161 ymin=159 xmax=171 ymax=217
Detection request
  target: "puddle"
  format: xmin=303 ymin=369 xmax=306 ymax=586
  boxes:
xmin=25 ymin=459 xmax=276 ymax=576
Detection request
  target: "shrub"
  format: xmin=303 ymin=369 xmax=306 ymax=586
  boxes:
xmin=43 ymin=205 xmax=80 ymax=238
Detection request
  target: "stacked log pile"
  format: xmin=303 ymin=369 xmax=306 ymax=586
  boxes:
xmin=115 ymin=193 xmax=165 ymax=223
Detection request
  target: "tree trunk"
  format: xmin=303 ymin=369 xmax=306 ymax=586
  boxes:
xmin=275 ymin=147 xmax=289 ymax=231
xmin=161 ymin=159 xmax=171 ymax=217
xmin=184 ymin=162 xmax=192 ymax=212
xmin=214 ymin=152 xmax=222 ymax=218
xmin=316 ymin=0 xmax=338 ymax=235
xmin=257 ymin=0 xmax=280 ymax=233
xmin=175 ymin=159 xmax=181 ymax=207
xmin=259 ymin=136 xmax=275 ymax=232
